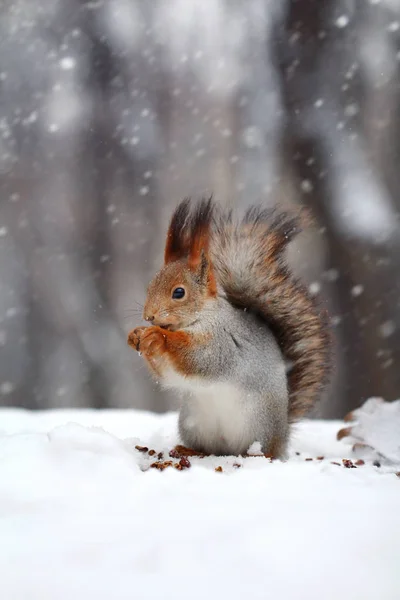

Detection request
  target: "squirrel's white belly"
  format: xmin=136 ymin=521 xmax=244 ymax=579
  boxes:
xmin=163 ymin=368 xmax=254 ymax=454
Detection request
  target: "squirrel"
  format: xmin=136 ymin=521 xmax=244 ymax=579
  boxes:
xmin=128 ymin=198 xmax=332 ymax=458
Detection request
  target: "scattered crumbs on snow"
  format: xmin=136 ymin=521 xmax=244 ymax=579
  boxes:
xmin=139 ymin=186 xmax=149 ymax=196
xmin=314 ymin=98 xmax=324 ymax=108
xmin=0 ymin=407 xmax=398 ymax=599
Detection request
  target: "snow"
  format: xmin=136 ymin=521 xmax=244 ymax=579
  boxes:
xmin=0 ymin=382 xmax=14 ymax=395
xmin=351 ymin=284 xmax=364 ymax=297
xmin=59 ymin=57 xmax=76 ymax=70
xmin=300 ymin=178 xmax=314 ymax=192
xmin=380 ymin=320 xmax=396 ymax=338
xmin=0 ymin=407 xmax=399 ymax=600
xmin=344 ymin=103 xmax=359 ymax=117
xmin=308 ymin=281 xmax=321 ymax=295
xmin=388 ymin=21 xmax=400 ymax=32
xmin=342 ymin=397 xmax=400 ymax=463
xmin=335 ymin=15 xmax=350 ymax=28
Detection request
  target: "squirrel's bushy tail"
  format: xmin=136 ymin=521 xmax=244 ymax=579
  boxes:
xmin=210 ymin=203 xmax=332 ymax=422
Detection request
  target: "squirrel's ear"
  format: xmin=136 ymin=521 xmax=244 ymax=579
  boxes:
xmin=187 ymin=198 xmax=216 ymax=295
xmin=191 ymin=249 xmax=217 ymax=295
xmin=164 ymin=199 xmax=191 ymax=264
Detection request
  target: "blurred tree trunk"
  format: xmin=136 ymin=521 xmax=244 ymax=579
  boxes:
xmin=273 ymin=0 xmax=400 ymax=416
xmin=1 ymin=0 xmax=400 ymax=416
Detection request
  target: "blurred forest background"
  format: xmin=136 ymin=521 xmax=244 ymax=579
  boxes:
xmin=1 ymin=0 xmax=400 ymax=418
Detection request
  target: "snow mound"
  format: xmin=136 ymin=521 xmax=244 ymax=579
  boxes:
xmin=340 ymin=398 xmax=400 ymax=463
xmin=0 ymin=407 xmax=399 ymax=600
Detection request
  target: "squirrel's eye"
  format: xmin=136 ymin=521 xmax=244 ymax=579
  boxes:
xmin=172 ymin=287 xmax=185 ymax=299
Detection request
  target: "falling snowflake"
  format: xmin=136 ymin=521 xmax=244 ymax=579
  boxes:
xmin=335 ymin=15 xmax=349 ymax=28
xmin=379 ymin=321 xmax=396 ymax=338
xmin=351 ymin=285 xmax=364 ymax=297
xmin=309 ymin=282 xmax=321 ymax=296
xmin=59 ymin=57 xmax=76 ymax=70
xmin=388 ymin=22 xmax=400 ymax=33
xmin=0 ymin=381 xmax=14 ymax=395
xmin=301 ymin=179 xmax=314 ymax=193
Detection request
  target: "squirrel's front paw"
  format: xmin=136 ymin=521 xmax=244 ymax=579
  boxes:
xmin=138 ymin=326 xmax=167 ymax=357
xmin=127 ymin=326 xmax=148 ymax=351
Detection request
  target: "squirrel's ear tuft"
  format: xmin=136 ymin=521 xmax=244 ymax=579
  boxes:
xmin=192 ymin=249 xmax=217 ymax=296
xmin=164 ymin=199 xmax=191 ymax=264
xmin=187 ymin=198 xmax=217 ymax=296
xmin=187 ymin=197 xmax=214 ymax=268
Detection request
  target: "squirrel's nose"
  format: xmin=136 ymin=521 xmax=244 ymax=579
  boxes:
xmin=145 ymin=314 xmax=154 ymax=322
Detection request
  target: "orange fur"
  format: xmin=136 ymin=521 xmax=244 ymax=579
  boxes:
xmin=164 ymin=197 xmax=217 ymax=297
xmin=130 ymin=325 xmax=209 ymax=378
xmin=205 ymin=267 xmax=217 ymax=297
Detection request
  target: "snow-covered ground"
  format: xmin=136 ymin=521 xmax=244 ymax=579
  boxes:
xmin=0 ymin=408 xmax=399 ymax=600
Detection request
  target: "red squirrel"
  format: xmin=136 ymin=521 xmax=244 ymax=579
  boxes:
xmin=128 ymin=198 xmax=332 ymax=457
